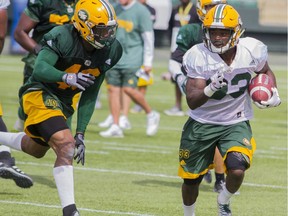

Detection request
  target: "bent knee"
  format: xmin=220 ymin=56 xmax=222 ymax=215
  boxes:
xmin=225 ymin=152 xmax=250 ymax=171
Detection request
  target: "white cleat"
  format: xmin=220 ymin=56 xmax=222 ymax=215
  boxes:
xmin=98 ymin=114 xmax=113 ymax=128
xmin=119 ymin=115 xmax=132 ymax=130
xmin=99 ymin=124 xmax=124 ymax=138
xmin=146 ymin=111 xmax=160 ymax=136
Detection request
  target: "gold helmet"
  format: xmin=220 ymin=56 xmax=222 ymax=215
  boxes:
xmin=196 ymin=0 xmax=227 ymax=21
xmin=72 ymin=0 xmax=118 ymax=49
xmin=202 ymin=4 xmax=245 ymax=53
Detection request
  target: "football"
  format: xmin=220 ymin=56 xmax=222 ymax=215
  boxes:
xmin=248 ymin=74 xmax=274 ymax=103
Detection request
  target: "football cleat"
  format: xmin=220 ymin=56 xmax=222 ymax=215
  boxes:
xmin=99 ymin=124 xmax=124 ymax=138
xmin=164 ymin=106 xmax=185 ymax=116
xmin=0 ymin=157 xmax=33 ymax=188
xmin=98 ymin=114 xmax=113 ymax=128
xmin=119 ymin=115 xmax=132 ymax=130
xmin=217 ymin=201 xmax=232 ymax=216
xmin=146 ymin=111 xmax=160 ymax=136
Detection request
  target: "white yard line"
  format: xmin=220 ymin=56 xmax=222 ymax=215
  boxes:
xmin=0 ymin=200 xmax=154 ymax=216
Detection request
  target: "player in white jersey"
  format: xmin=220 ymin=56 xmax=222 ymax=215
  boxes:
xmin=178 ymin=4 xmax=281 ymax=216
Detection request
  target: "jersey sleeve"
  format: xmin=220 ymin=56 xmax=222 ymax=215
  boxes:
xmin=24 ymin=0 xmax=45 ymax=22
xmin=182 ymin=44 xmax=206 ymax=79
xmin=138 ymin=5 xmax=154 ymax=32
xmin=239 ymin=37 xmax=268 ymax=72
xmin=42 ymin=25 xmax=73 ymax=57
xmin=176 ymin=24 xmax=202 ymax=53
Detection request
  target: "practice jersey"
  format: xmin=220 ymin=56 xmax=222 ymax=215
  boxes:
xmin=114 ymin=1 xmax=153 ymax=69
xmin=22 ymin=0 xmax=77 ymax=68
xmin=171 ymin=23 xmax=202 ymax=66
xmin=183 ymin=37 xmax=268 ymax=125
xmin=0 ymin=0 xmax=10 ymax=9
xmin=20 ymin=24 xmax=123 ymax=119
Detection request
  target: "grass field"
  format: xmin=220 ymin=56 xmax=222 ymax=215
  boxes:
xmin=0 ymin=52 xmax=287 ymax=216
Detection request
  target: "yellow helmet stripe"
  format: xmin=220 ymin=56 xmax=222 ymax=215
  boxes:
xmin=99 ymin=0 xmax=114 ymax=21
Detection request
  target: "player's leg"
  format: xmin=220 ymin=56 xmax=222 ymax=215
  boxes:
xmin=99 ymin=69 xmax=124 ymax=138
xmin=217 ymin=121 xmax=255 ymax=215
xmin=213 ymin=147 xmax=225 ymax=192
xmin=119 ymin=91 xmax=132 ymax=130
xmin=178 ymin=118 xmax=216 ymax=216
xmin=0 ymin=104 xmax=33 ymax=188
xmin=164 ymin=82 xmax=185 ymax=116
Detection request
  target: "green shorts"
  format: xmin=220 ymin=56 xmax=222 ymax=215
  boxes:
xmin=106 ymin=68 xmax=139 ymax=88
xmin=178 ymin=118 xmax=256 ymax=179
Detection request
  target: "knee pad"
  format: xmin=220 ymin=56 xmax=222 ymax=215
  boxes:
xmin=183 ymin=176 xmax=204 ymax=185
xmin=225 ymin=152 xmax=250 ymax=171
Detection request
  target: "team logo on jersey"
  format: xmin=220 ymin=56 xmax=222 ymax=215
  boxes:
xmin=78 ymin=10 xmax=88 ymax=22
xmin=242 ymin=138 xmax=251 ymax=146
xmin=105 ymin=59 xmax=111 ymax=65
xmin=84 ymin=60 xmax=91 ymax=66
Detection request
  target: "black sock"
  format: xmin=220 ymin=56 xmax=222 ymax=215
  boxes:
xmin=63 ymin=204 xmax=77 ymax=216
xmin=215 ymin=173 xmax=225 ymax=183
xmin=0 ymin=151 xmax=12 ymax=161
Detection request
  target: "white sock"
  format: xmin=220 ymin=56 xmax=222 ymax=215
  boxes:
xmin=0 ymin=145 xmax=11 ymax=153
xmin=218 ymin=185 xmax=233 ymax=204
xmin=0 ymin=132 xmax=25 ymax=151
xmin=53 ymin=166 xmax=75 ymax=208
xmin=183 ymin=203 xmax=195 ymax=216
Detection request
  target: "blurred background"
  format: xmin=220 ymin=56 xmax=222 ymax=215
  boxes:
xmin=4 ymin=0 xmax=288 ymax=54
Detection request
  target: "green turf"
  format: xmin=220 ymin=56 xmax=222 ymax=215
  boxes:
xmin=0 ymin=54 xmax=287 ymax=216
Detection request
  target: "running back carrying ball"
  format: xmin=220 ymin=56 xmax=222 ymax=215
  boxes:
xmin=248 ymin=74 xmax=273 ymax=103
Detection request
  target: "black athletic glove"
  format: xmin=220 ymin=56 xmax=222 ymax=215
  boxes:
xmin=74 ymin=133 xmax=85 ymax=165
xmin=62 ymin=72 xmax=95 ymax=91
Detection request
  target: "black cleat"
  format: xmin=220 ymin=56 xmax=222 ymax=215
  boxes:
xmin=0 ymin=157 xmax=33 ymax=188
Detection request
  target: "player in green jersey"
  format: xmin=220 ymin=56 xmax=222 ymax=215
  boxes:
xmin=13 ymin=0 xmax=79 ymax=132
xmin=0 ymin=0 xmax=122 ymax=215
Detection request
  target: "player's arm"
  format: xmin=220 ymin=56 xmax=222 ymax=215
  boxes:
xmin=14 ymin=9 xmax=41 ymax=54
xmin=186 ymin=77 xmax=209 ymax=110
xmin=256 ymin=61 xmax=277 ymax=87
xmin=33 ymin=48 xmax=65 ymax=82
xmin=254 ymin=61 xmax=281 ymax=108
xmin=0 ymin=6 xmax=8 ymax=54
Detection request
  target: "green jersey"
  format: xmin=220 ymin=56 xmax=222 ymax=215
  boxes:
xmin=113 ymin=2 xmax=153 ymax=69
xmin=23 ymin=0 xmax=77 ymax=69
xmin=19 ymin=24 xmax=123 ymax=133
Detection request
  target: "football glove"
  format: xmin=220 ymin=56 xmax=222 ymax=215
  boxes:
xmin=62 ymin=72 xmax=95 ymax=91
xmin=33 ymin=44 xmax=42 ymax=55
xmin=175 ymin=74 xmax=187 ymax=95
xmin=254 ymin=87 xmax=281 ymax=109
xmin=204 ymin=67 xmax=228 ymax=97
xmin=74 ymin=133 xmax=85 ymax=165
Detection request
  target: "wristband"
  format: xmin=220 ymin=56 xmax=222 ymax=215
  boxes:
xmin=204 ymin=85 xmax=215 ymax=97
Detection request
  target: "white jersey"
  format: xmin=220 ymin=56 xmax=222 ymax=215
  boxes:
xmin=0 ymin=0 xmax=10 ymax=9
xmin=183 ymin=37 xmax=268 ymax=125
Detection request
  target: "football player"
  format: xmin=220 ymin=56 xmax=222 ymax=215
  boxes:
xmin=0 ymin=0 xmax=122 ymax=215
xmin=170 ymin=0 xmax=228 ymax=193
xmin=0 ymin=0 xmax=33 ymax=188
xmin=13 ymin=0 xmax=79 ymax=132
xmin=179 ymin=4 xmax=281 ymax=216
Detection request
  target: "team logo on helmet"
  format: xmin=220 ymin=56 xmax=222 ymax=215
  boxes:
xmin=78 ymin=10 xmax=88 ymax=22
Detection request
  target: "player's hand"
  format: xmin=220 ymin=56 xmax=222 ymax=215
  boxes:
xmin=33 ymin=44 xmax=42 ymax=55
xmin=209 ymin=69 xmax=227 ymax=91
xmin=256 ymin=87 xmax=281 ymax=109
xmin=74 ymin=133 xmax=85 ymax=165
xmin=175 ymin=74 xmax=187 ymax=95
xmin=204 ymin=69 xmax=227 ymax=97
xmin=62 ymin=72 xmax=95 ymax=91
